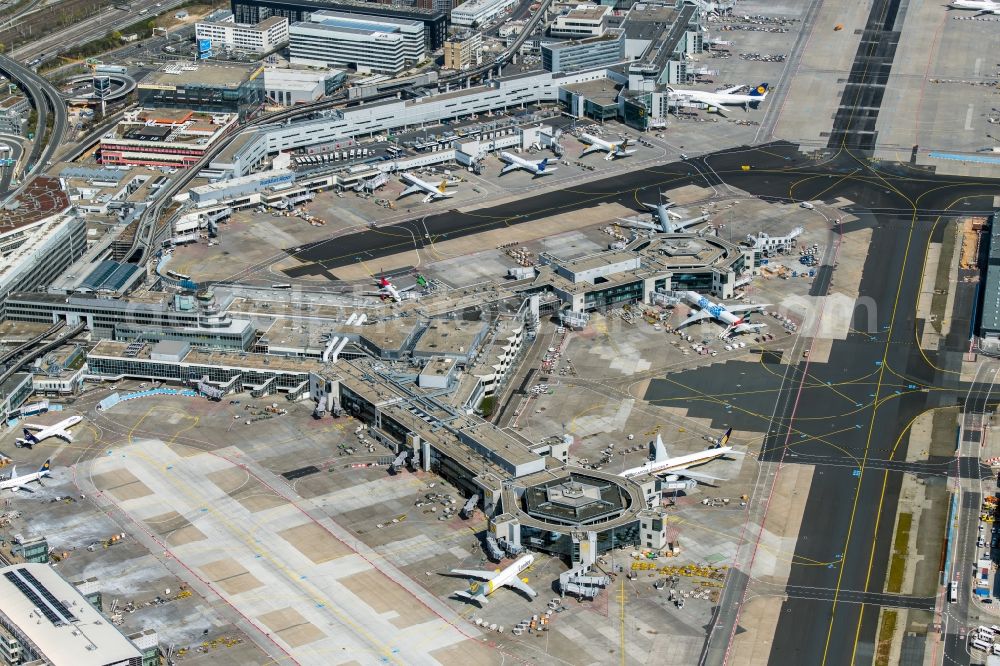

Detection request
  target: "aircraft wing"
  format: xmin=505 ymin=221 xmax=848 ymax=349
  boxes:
xmin=450 ymin=569 xmax=498 ymax=581
xmin=666 ymin=468 xmax=725 ymax=484
xmin=53 ymin=430 xmax=72 ymax=442
xmin=679 ymin=310 xmax=713 ymax=327
xmin=399 ymin=183 xmax=423 ymax=197
xmin=500 ymin=162 xmax=519 ymax=175
xmin=10 ymin=484 xmax=34 ymax=493
xmin=718 ymin=85 xmax=743 ymax=95
xmin=506 ymin=578 xmax=537 ymax=598
xmin=580 ymin=144 xmax=604 ymax=157
xmin=726 ymin=303 xmax=771 ymax=314
xmin=686 ymin=93 xmax=729 ymax=116
xmin=22 ymin=423 xmax=44 ymax=431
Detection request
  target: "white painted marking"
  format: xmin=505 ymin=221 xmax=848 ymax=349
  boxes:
xmin=965 ymin=105 xmax=974 ymax=131
xmin=974 ymin=58 xmax=982 ymax=77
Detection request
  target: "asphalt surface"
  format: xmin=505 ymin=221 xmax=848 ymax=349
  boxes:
xmin=0 ymin=137 xmax=23 ymax=198
xmin=0 ymin=53 xmax=67 ymax=179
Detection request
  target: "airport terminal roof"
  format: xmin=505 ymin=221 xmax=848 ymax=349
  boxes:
xmin=141 ymin=62 xmax=262 ymax=89
xmin=412 ymin=319 xmax=488 ymax=357
xmin=559 ymin=77 xmax=621 ymax=106
xmin=89 ymin=340 xmax=317 ymax=374
xmin=78 ymin=260 xmax=142 ymax=293
xmin=0 ymin=563 xmax=142 ymax=666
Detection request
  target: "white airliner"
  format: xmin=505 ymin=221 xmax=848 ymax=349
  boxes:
xmin=0 ymin=460 xmax=52 ymax=493
xmin=677 ymin=291 xmax=769 ymax=337
xmin=16 ymin=416 xmax=83 ymax=448
xmin=397 ymin=173 xmax=455 ymax=203
xmin=448 ymin=554 xmax=538 ymax=605
xmin=948 ymin=0 xmax=1000 ymax=14
xmin=499 ymin=152 xmax=557 ymax=176
xmin=366 ymin=276 xmax=417 ymax=302
xmin=619 ymin=201 xmax=708 ymax=234
xmin=620 ymin=431 xmax=737 ymax=481
xmin=580 ymin=134 xmax=636 ymax=160
xmin=667 ymin=82 xmax=769 ymax=117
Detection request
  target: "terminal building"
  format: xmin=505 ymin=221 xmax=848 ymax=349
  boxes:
xmin=978 ymin=211 xmax=1000 ymax=343
xmin=137 ymin=62 xmax=264 ymax=119
xmin=0 ymin=563 xmax=157 ymax=666
xmin=230 ymin=0 xmax=447 ymax=49
xmin=289 ymin=11 xmax=425 ymax=74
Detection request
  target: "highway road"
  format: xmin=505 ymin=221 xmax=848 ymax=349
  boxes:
xmin=7 ymin=0 xmax=185 ymax=63
xmin=0 ymin=53 xmax=67 ymax=182
xmin=0 ymin=136 xmax=24 ymax=198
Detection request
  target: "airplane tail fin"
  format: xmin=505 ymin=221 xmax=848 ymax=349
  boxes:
xmin=749 ymin=83 xmax=769 ymax=97
xmin=38 ymin=459 xmax=51 ymax=475
xmin=539 ymin=158 xmax=548 ymax=171
xmin=653 ymin=434 xmax=669 ymax=462
xmin=437 ymin=180 xmax=448 ymax=193
xmin=718 ymin=428 xmax=732 ymax=448
xmin=22 ymin=429 xmax=38 ymax=444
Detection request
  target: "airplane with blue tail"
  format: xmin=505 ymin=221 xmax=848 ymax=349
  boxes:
xmin=666 ymin=82 xmax=770 ymax=116
xmin=499 ymin=152 xmax=558 ymax=176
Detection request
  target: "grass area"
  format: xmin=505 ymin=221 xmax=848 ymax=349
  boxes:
xmin=875 ymin=610 xmax=898 ymax=666
xmin=887 ymin=512 xmax=913 ymax=594
xmin=930 ymin=224 xmax=959 ymax=334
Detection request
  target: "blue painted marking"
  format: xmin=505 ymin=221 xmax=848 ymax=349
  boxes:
xmin=852 ymin=469 xmax=860 ymax=477
xmin=929 ymin=151 xmax=1000 ymax=165
xmin=894 ymin=390 xmax=901 ymax=395
xmin=836 ymin=553 xmax=842 ymax=559
xmin=875 ymin=361 xmax=882 ymax=366
xmin=908 ymin=384 xmax=916 ymax=389
xmin=828 ymin=563 xmax=835 ymax=569
xmin=200 ymin=508 xmax=208 ymax=512
xmin=856 ymin=424 xmax=862 ymax=429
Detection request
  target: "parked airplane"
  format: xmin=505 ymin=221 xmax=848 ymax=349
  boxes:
xmin=0 ymin=460 xmax=52 ymax=493
xmin=620 ymin=430 xmax=737 ymax=481
xmin=948 ymin=0 xmax=1000 ymax=14
xmin=16 ymin=416 xmax=82 ymax=448
xmin=499 ymin=152 xmax=557 ymax=176
xmin=448 ymin=554 xmax=538 ymax=605
xmin=618 ymin=201 xmax=708 ymax=233
xmin=666 ymin=83 xmax=769 ymax=117
xmin=397 ymin=173 xmax=455 ymax=203
xmin=676 ymin=291 xmax=769 ymax=337
xmin=363 ymin=276 xmax=423 ymax=302
xmin=579 ymin=134 xmax=636 ymax=160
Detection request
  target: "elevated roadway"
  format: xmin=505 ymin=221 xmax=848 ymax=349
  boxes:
xmin=0 ymin=53 xmax=67 ymax=182
xmin=0 ymin=321 xmax=86 ymax=386
xmin=0 ymin=321 xmax=65 ymax=369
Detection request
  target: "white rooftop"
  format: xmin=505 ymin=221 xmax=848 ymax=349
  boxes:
xmin=0 ymin=563 xmax=142 ymax=666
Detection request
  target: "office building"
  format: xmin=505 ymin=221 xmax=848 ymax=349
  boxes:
xmin=263 ymin=68 xmax=346 ymax=105
xmin=195 ymin=12 xmax=289 ymax=53
xmin=0 ymin=94 xmax=29 ymax=135
xmin=443 ymin=31 xmax=481 ymax=70
xmin=289 ymin=11 xmax=424 ymax=74
xmin=0 ymin=563 xmax=151 ymax=666
xmin=230 ymin=0 xmax=447 ymax=49
xmin=450 ymin=0 xmax=517 ymax=27
xmin=548 ymin=4 xmax=611 ymax=38
xmin=137 ymin=61 xmax=264 ymax=118
xmin=542 ymin=30 xmax=625 ymax=73
xmin=98 ymin=108 xmax=238 ymax=168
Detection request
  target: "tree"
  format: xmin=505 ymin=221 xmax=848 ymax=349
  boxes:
xmin=480 ymin=395 xmax=496 ymax=418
